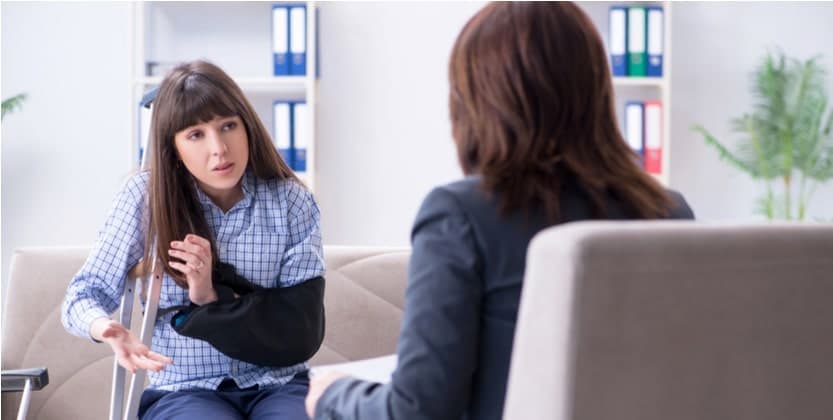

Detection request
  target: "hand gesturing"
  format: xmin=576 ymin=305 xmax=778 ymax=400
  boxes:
xmin=101 ymin=320 xmax=172 ymax=373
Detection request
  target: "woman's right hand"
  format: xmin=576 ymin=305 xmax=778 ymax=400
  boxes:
xmin=93 ymin=318 xmax=172 ymax=373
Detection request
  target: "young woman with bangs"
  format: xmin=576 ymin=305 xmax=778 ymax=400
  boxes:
xmin=62 ymin=60 xmax=324 ymax=419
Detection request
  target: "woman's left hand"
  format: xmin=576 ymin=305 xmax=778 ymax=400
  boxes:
xmin=306 ymin=371 xmax=349 ymax=418
xmin=169 ymin=234 xmax=216 ymax=305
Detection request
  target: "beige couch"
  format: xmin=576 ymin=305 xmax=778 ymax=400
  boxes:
xmin=504 ymin=221 xmax=833 ymax=420
xmin=2 ymin=245 xmax=409 ymax=419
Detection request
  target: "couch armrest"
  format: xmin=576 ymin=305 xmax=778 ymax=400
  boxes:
xmin=2 ymin=367 xmax=49 ymax=392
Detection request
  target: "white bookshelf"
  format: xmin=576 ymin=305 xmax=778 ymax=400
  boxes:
xmin=136 ymin=76 xmax=308 ymax=92
xmin=128 ymin=1 xmax=319 ymax=192
xmin=612 ymin=76 xmax=667 ymax=88
xmin=581 ymin=1 xmax=672 ymax=186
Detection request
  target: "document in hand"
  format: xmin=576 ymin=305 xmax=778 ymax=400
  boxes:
xmin=311 ymin=355 xmax=398 ymax=384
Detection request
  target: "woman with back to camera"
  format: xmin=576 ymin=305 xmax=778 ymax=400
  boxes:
xmin=305 ymin=2 xmax=694 ymax=419
xmin=61 ymin=60 xmax=324 ymax=419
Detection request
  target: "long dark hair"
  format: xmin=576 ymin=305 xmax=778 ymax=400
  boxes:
xmin=144 ymin=60 xmax=298 ymax=286
xmin=448 ymin=2 xmax=672 ymax=222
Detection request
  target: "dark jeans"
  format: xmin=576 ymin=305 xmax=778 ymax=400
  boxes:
xmin=139 ymin=372 xmax=310 ymax=420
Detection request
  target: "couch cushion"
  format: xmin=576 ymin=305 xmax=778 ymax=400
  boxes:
xmin=310 ymin=246 xmax=409 ymax=365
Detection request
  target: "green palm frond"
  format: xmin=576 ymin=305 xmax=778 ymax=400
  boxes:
xmin=791 ymin=58 xmax=827 ymax=162
xmin=768 ymin=193 xmax=790 ymax=220
xmin=738 ymin=115 xmax=785 ymax=177
xmin=1 ymin=93 xmax=27 ymax=120
xmin=791 ymin=57 xmax=833 ymax=182
xmin=692 ymin=124 xmax=760 ymax=177
xmin=752 ymin=52 xmax=788 ymax=130
xmin=805 ymin=143 xmax=833 ymax=180
xmin=823 ymin=102 xmax=833 ymax=135
xmin=754 ymin=190 xmax=775 ymax=219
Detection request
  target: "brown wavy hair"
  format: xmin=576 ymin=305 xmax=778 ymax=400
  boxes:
xmin=144 ymin=60 xmax=298 ymax=286
xmin=448 ymin=2 xmax=672 ymax=222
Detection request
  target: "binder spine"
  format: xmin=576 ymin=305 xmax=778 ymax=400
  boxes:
xmin=627 ymin=6 xmax=647 ymax=77
xmin=273 ymin=101 xmax=293 ymax=167
xmin=609 ymin=6 xmax=628 ymax=77
xmin=272 ymin=5 xmax=290 ymax=76
xmin=643 ymin=100 xmax=663 ymax=174
xmin=647 ymin=6 xmax=664 ymax=77
xmin=289 ymin=5 xmax=307 ymax=75
xmin=291 ymin=101 xmax=307 ymax=172
xmin=625 ymin=101 xmax=645 ymax=166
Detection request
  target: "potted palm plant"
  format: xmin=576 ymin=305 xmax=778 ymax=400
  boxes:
xmin=693 ymin=50 xmax=833 ymax=220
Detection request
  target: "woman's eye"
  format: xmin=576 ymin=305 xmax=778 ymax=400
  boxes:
xmin=222 ymin=121 xmax=237 ymax=131
xmin=187 ymin=131 xmax=203 ymax=140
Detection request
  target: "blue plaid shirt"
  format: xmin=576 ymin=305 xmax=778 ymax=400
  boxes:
xmin=61 ymin=170 xmax=324 ymax=391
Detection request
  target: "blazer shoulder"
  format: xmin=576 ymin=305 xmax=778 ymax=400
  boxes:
xmin=432 ymin=176 xmax=486 ymax=206
xmin=665 ymin=189 xmax=695 ymax=220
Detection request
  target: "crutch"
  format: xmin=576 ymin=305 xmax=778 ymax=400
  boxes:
xmin=109 ymin=244 xmax=163 ymax=420
xmin=110 ymin=86 xmax=160 ymax=420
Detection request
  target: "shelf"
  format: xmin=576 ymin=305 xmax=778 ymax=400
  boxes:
xmin=578 ymin=0 xmax=672 ymax=187
xmin=612 ymin=77 xmax=667 ymax=87
xmin=130 ymin=1 xmax=320 ymax=193
xmin=134 ymin=76 xmax=308 ymax=93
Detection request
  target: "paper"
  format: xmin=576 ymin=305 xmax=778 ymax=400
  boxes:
xmin=311 ymin=354 xmax=398 ymax=384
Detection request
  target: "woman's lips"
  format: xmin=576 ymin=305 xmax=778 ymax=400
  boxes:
xmin=213 ymin=162 xmax=234 ymax=174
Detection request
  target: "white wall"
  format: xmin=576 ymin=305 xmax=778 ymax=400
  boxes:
xmin=315 ymin=2 xmax=484 ymax=246
xmin=3 ymin=2 xmax=833 ymax=297
xmin=670 ymin=2 xmax=833 ymax=221
xmin=1 ymin=2 xmax=133 ymax=298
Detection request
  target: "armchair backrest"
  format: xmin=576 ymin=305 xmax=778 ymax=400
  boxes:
xmin=504 ymin=221 xmax=833 ymax=420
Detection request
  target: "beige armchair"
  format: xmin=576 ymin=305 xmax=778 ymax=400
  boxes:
xmin=504 ymin=221 xmax=833 ymax=420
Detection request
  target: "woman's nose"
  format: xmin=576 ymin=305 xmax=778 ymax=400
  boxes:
xmin=208 ymin=131 xmax=228 ymax=155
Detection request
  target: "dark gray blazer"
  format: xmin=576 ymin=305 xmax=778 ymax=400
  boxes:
xmin=316 ymin=176 xmax=694 ymax=420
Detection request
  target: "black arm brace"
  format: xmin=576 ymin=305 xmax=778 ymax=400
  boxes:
xmin=171 ymin=262 xmax=325 ymax=367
